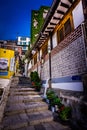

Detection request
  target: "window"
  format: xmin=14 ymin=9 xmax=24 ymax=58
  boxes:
xmin=64 ymin=18 xmax=71 ymax=36
xmin=58 ymin=27 xmax=64 ymax=42
xmin=34 ymin=54 xmax=37 ymax=65
xmin=57 ymin=16 xmax=73 ymax=43
xmin=22 ymin=46 xmax=26 ymax=50
xmin=20 ymin=42 xmax=22 ymax=45
xmin=20 ymin=37 xmax=26 ymax=41
xmin=23 ymin=42 xmax=26 ymax=45
xmin=42 ymin=43 xmax=48 ymax=57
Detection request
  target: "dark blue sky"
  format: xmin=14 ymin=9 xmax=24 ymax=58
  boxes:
xmin=0 ymin=0 xmax=52 ymax=40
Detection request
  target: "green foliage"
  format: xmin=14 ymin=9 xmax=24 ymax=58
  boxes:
xmin=34 ymin=82 xmax=41 ymax=91
xmin=51 ymin=96 xmax=62 ymax=107
xmin=46 ymin=89 xmax=62 ymax=107
xmin=30 ymin=71 xmax=40 ymax=82
xmin=46 ymin=90 xmax=55 ymax=100
xmin=30 ymin=71 xmax=41 ymax=91
xmin=59 ymin=106 xmax=71 ymax=121
xmin=31 ymin=6 xmax=50 ymax=44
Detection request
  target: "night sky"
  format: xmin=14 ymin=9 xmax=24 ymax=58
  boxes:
xmin=0 ymin=0 xmax=52 ymax=40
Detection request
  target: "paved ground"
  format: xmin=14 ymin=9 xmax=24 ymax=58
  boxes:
xmin=0 ymin=76 xmax=72 ymax=130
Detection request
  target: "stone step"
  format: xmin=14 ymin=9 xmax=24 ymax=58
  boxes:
xmin=10 ymin=84 xmax=32 ymax=88
xmin=15 ymin=121 xmax=71 ymax=130
xmin=10 ymin=88 xmax=35 ymax=92
xmin=10 ymin=91 xmax=40 ymax=96
xmin=3 ymin=111 xmax=53 ymax=130
xmin=7 ymin=95 xmax=43 ymax=104
xmin=4 ymin=102 xmax=48 ymax=116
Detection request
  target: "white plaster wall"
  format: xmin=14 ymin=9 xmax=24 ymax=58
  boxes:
xmin=72 ymin=1 xmax=84 ymax=29
xmin=42 ymin=82 xmax=83 ymax=92
xmin=52 ymin=82 xmax=83 ymax=92
xmin=52 ymin=32 xmax=57 ymax=48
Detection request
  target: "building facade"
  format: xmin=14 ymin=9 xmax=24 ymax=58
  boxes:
xmin=17 ymin=37 xmax=30 ymax=56
xmin=28 ymin=0 xmax=87 ymax=102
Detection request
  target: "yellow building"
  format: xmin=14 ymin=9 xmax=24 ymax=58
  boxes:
xmin=0 ymin=48 xmax=15 ymax=79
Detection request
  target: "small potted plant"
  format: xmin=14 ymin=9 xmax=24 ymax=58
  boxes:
xmin=59 ymin=106 xmax=72 ymax=121
xmin=30 ymin=71 xmax=42 ymax=91
xmin=51 ymin=96 xmax=62 ymax=112
xmin=34 ymin=82 xmax=41 ymax=92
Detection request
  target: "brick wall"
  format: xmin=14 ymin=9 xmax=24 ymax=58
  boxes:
xmin=51 ymin=36 xmax=86 ymax=78
xmin=29 ymin=25 xmax=87 ymax=81
xmin=41 ymin=25 xmax=87 ymax=80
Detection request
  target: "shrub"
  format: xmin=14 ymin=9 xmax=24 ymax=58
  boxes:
xmin=51 ymin=96 xmax=62 ymax=107
xmin=30 ymin=71 xmax=40 ymax=82
xmin=59 ymin=106 xmax=71 ymax=121
xmin=30 ymin=71 xmax=41 ymax=91
xmin=46 ymin=89 xmax=55 ymax=101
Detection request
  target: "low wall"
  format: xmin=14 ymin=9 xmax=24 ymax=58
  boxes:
xmin=0 ymin=78 xmax=11 ymax=123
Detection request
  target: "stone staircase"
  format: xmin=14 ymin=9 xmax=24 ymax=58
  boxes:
xmin=1 ymin=77 xmax=53 ymax=130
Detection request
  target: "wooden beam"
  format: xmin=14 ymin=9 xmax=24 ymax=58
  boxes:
xmin=57 ymin=10 xmax=65 ymax=15
xmin=42 ymin=34 xmax=48 ymax=37
xmin=53 ymin=16 xmax=61 ymax=20
xmin=61 ymin=2 xmax=69 ymax=8
xmin=47 ymin=27 xmax=54 ymax=30
xmin=45 ymin=30 xmax=50 ymax=33
xmin=68 ymin=0 xmax=73 ymax=3
xmin=50 ymin=22 xmax=57 ymax=26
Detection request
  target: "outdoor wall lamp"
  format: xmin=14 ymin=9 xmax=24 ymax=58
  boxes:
xmin=41 ymin=56 xmax=44 ymax=68
xmin=48 ymin=45 xmax=51 ymax=53
xmin=31 ymin=50 xmax=36 ymax=55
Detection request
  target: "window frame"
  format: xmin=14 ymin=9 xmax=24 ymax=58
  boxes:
xmin=42 ymin=43 xmax=48 ymax=57
xmin=57 ymin=14 xmax=73 ymax=44
xmin=33 ymin=54 xmax=37 ymax=65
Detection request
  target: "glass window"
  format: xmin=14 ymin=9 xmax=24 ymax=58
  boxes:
xmin=42 ymin=44 xmax=48 ymax=57
xmin=22 ymin=46 xmax=26 ymax=50
xmin=64 ymin=18 xmax=71 ymax=36
xmin=20 ymin=42 xmax=22 ymax=45
xmin=34 ymin=54 xmax=37 ymax=65
xmin=57 ymin=16 xmax=73 ymax=43
xmin=58 ymin=27 xmax=64 ymax=42
xmin=20 ymin=37 xmax=26 ymax=41
xmin=23 ymin=42 xmax=26 ymax=45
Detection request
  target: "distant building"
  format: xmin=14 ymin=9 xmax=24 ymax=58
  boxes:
xmin=0 ymin=40 xmax=16 ymax=50
xmin=17 ymin=37 xmax=30 ymax=56
xmin=0 ymin=40 xmax=22 ymax=59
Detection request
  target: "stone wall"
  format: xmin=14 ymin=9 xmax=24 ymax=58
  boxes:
xmin=0 ymin=79 xmax=11 ymax=123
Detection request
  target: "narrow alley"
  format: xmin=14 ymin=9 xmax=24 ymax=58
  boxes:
xmin=0 ymin=76 xmax=71 ymax=130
